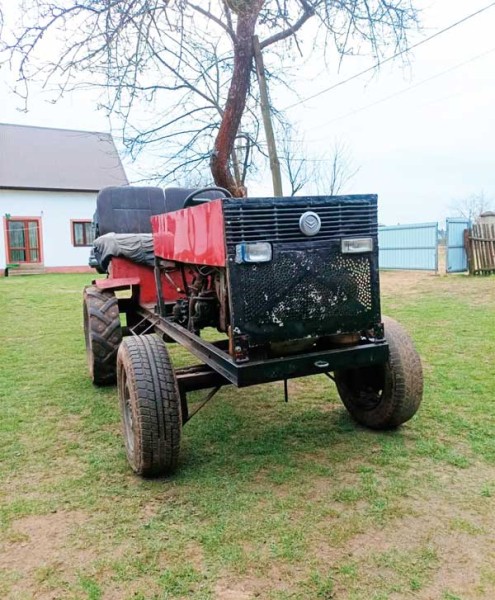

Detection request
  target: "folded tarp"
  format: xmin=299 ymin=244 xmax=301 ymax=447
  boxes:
xmin=93 ymin=233 xmax=154 ymax=271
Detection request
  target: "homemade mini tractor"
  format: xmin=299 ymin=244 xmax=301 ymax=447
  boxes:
xmin=83 ymin=186 xmax=423 ymax=477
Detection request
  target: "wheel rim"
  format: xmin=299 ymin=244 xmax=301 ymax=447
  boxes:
xmin=121 ymin=372 xmax=135 ymax=455
xmin=341 ymin=365 xmax=387 ymax=411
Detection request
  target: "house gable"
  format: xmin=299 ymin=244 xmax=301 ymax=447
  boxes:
xmin=0 ymin=123 xmax=128 ymax=192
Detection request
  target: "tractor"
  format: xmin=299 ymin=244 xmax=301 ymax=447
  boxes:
xmin=83 ymin=186 xmax=423 ymax=477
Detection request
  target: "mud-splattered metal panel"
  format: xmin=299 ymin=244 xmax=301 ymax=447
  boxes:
xmin=225 ymin=195 xmax=381 ymax=344
xmin=227 ymin=241 xmax=380 ymax=344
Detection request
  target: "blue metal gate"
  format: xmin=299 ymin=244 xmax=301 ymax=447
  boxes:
xmin=378 ymin=222 xmax=438 ymax=271
xmin=446 ymin=218 xmax=470 ymax=273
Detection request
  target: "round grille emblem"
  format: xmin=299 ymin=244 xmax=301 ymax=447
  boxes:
xmin=299 ymin=211 xmax=321 ymax=236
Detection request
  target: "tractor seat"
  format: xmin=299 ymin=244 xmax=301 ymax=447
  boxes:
xmin=94 ymin=186 xmax=219 ymax=237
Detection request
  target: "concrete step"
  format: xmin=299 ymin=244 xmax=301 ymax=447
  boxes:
xmin=9 ymin=270 xmax=46 ymax=276
xmin=6 ymin=264 xmax=46 ymax=276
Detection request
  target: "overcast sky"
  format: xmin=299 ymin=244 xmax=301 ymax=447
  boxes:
xmin=1 ymin=0 xmax=494 ymax=225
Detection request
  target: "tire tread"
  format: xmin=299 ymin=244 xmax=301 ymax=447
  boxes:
xmin=335 ymin=316 xmax=423 ymax=429
xmin=83 ymin=286 xmax=122 ymax=385
xmin=117 ymin=334 xmax=181 ymax=477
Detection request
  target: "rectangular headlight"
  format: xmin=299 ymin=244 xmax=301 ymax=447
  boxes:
xmin=341 ymin=237 xmax=373 ymax=254
xmin=235 ymin=242 xmax=272 ymax=263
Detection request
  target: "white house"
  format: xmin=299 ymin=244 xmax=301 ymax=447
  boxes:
xmin=0 ymin=123 xmax=128 ymax=274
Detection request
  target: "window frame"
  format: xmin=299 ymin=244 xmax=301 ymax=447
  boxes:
xmin=71 ymin=219 xmax=94 ymax=247
xmin=4 ymin=216 xmax=43 ymax=264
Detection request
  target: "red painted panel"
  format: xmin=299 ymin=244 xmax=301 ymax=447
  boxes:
xmin=95 ymin=277 xmax=141 ymax=290
xmin=101 ymin=257 xmax=185 ymax=305
xmin=151 ymin=199 xmax=226 ymax=266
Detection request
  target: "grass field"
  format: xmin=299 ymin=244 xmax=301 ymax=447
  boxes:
xmin=0 ymin=271 xmax=494 ymax=600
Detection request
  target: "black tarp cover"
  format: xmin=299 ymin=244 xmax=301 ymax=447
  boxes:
xmin=93 ymin=233 xmax=154 ymax=271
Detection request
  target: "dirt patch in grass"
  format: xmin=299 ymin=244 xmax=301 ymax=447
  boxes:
xmin=0 ymin=510 xmax=94 ymax=597
xmin=215 ymin=565 xmax=294 ymax=599
xmin=103 ymin=579 xmax=163 ymax=600
xmin=325 ymin=461 xmax=495 ymax=598
xmin=1 ymin=510 xmax=92 ymax=570
xmin=380 ymin=270 xmax=441 ymax=295
xmin=215 ymin=580 xmax=260 ymax=599
xmin=380 ymin=270 xmax=495 ymax=306
xmin=421 ymin=532 xmax=492 ymax=599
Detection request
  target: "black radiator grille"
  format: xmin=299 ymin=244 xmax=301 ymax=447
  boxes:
xmin=224 ymin=200 xmax=377 ymax=244
xmin=227 ymin=244 xmax=380 ymax=344
xmin=240 ymin=251 xmax=373 ymax=323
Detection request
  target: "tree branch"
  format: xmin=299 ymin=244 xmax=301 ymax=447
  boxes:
xmin=260 ymin=1 xmax=315 ymax=49
xmin=188 ymin=2 xmax=236 ymax=43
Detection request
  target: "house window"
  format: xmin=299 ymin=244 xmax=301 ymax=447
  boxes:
xmin=6 ymin=218 xmax=41 ymax=263
xmin=72 ymin=220 xmax=94 ymax=247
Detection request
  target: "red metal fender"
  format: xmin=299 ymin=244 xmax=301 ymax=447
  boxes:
xmin=151 ymin=199 xmax=226 ymax=267
xmin=94 ymin=257 xmax=185 ymax=305
xmin=95 ymin=277 xmax=141 ymax=291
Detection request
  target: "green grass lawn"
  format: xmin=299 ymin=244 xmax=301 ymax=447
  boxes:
xmin=0 ymin=272 xmax=494 ymax=600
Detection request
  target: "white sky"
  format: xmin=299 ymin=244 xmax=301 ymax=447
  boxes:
xmin=1 ymin=0 xmax=494 ymax=225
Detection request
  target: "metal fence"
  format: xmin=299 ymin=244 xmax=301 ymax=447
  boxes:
xmin=446 ymin=218 xmax=470 ymax=273
xmin=378 ymin=222 xmax=439 ymax=271
xmin=378 ymin=219 xmax=475 ymax=274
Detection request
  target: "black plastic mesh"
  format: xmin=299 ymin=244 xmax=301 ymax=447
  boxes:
xmin=228 ymin=245 xmax=380 ymax=344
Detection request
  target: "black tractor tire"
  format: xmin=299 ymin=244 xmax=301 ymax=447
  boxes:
xmin=83 ymin=286 xmax=122 ymax=386
xmin=334 ymin=316 xmax=423 ymax=429
xmin=117 ymin=335 xmax=182 ymax=477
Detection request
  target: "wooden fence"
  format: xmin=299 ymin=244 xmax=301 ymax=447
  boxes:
xmin=464 ymin=223 xmax=495 ymax=275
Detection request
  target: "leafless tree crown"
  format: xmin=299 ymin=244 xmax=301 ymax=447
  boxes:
xmin=2 ymin=0 xmax=418 ymax=195
xmin=450 ymin=191 xmax=495 ymax=222
xmin=281 ymin=134 xmax=359 ymax=196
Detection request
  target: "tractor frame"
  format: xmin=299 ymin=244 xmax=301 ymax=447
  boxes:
xmin=83 ymin=188 xmax=423 ymax=477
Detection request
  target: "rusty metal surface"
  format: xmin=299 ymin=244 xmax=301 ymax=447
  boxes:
xmin=224 ymin=195 xmax=380 ymax=345
xmin=105 ymin=256 xmax=187 ymax=305
xmin=135 ymin=305 xmax=388 ymax=388
xmin=94 ymin=276 xmax=141 ymax=291
xmin=176 ymin=364 xmax=231 ymax=392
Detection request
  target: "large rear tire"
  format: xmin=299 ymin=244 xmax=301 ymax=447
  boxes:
xmin=117 ymin=335 xmax=182 ymax=477
xmin=334 ymin=316 xmax=423 ymax=429
xmin=83 ymin=286 xmax=122 ymax=386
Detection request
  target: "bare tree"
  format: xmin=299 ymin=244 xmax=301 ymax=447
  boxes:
xmin=280 ymin=135 xmax=315 ymax=196
xmin=323 ymin=140 xmax=360 ymax=195
xmin=450 ymin=191 xmax=495 ymax=222
xmin=281 ymin=135 xmax=358 ymax=196
xmin=2 ymin=1 xmax=418 ymax=196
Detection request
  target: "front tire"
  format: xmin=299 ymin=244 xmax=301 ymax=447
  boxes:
xmin=83 ymin=286 xmax=122 ymax=386
xmin=117 ymin=335 xmax=182 ymax=477
xmin=334 ymin=316 xmax=423 ymax=429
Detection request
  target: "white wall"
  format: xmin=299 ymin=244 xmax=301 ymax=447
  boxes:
xmin=0 ymin=202 xmax=5 ymax=269
xmin=0 ymin=189 xmax=97 ymax=268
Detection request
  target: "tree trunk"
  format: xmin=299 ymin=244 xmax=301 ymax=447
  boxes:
xmin=210 ymin=5 xmax=261 ymax=197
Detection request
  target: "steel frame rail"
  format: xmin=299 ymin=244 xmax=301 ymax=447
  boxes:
xmin=135 ymin=305 xmax=389 ymax=389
